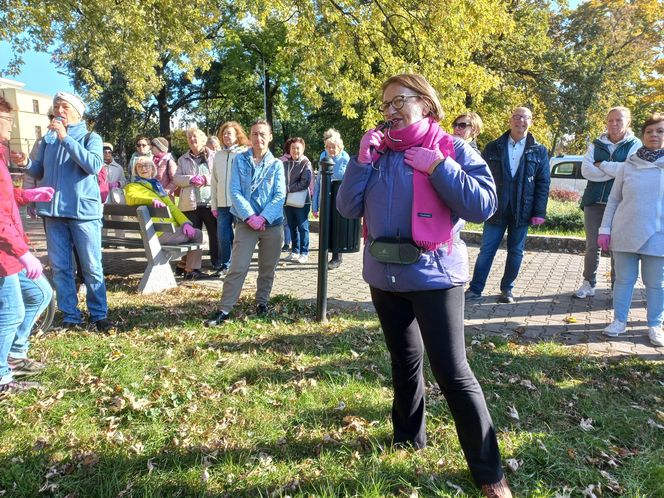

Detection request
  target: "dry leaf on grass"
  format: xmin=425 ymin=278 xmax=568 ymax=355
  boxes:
xmin=563 ymin=316 xmax=577 ymax=324
xmin=579 ymin=418 xmax=594 ymax=431
xmin=505 ymin=458 xmax=522 ymax=472
xmin=507 ymin=405 xmax=520 ymax=421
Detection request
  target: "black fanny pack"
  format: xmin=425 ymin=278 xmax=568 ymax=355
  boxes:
xmin=369 ymin=237 xmax=422 ymax=265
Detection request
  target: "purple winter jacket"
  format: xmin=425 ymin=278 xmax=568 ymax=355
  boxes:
xmin=337 ymin=137 xmax=496 ymax=292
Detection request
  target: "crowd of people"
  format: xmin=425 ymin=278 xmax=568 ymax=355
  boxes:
xmin=1 ymin=80 xmax=662 ymax=497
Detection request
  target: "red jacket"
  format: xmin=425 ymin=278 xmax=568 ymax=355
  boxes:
xmin=0 ymin=143 xmax=30 ymax=276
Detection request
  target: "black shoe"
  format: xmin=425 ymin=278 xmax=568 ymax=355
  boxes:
xmin=56 ymin=321 xmax=86 ymax=332
xmin=256 ymin=303 xmax=268 ymax=315
xmin=328 ymin=259 xmax=342 ymax=270
xmin=184 ymin=269 xmax=211 ymax=281
xmin=206 ymin=310 xmax=230 ymax=327
xmin=94 ymin=318 xmax=115 ymax=332
xmin=498 ymin=290 xmax=515 ymax=304
xmin=281 ymin=244 xmax=290 ymax=252
xmin=175 ymin=266 xmax=186 ymax=277
xmin=464 ymin=289 xmax=482 ymax=302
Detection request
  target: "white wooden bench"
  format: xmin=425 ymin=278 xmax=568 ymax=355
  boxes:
xmin=102 ymin=204 xmax=202 ymax=294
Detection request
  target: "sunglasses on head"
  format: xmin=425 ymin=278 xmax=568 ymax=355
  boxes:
xmin=452 ymin=122 xmax=471 ymax=130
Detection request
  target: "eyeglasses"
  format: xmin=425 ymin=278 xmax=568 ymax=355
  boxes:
xmin=452 ymin=122 xmax=472 ymax=130
xmin=511 ymin=114 xmax=532 ymax=121
xmin=0 ymin=115 xmax=15 ymax=126
xmin=379 ymin=95 xmax=422 ymax=113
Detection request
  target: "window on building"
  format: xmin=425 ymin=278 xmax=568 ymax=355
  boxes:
xmin=32 ymin=99 xmax=40 ymax=114
xmin=35 ymin=126 xmax=42 ymax=139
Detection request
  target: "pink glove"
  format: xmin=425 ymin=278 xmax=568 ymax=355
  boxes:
xmin=190 ymin=175 xmax=206 ymax=186
xmin=152 ymin=198 xmax=166 ymax=208
xmin=19 ymin=252 xmax=43 ymax=280
xmin=312 ymin=211 xmax=319 ymax=219
xmin=404 ymin=147 xmax=444 ymax=174
xmin=358 ymin=129 xmax=384 ymax=164
xmin=182 ymin=223 xmax=196 ymax=239
xmin=530 ymin=217 xmax=545 ymax=226
xmin=22 ymin=187 xmax=54 ymax=202
xmin=598 ymin=234 xmax=611 ymax=251
xmin=246 ymin=215 xmax=266 ymax=231
xmin=27 ymin=206 xmax=38 ymax=219
xmin=212 ymin=209 xmax=218 ymax=218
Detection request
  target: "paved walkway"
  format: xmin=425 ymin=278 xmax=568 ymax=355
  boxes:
xmin=24 ymin=217 xmax=663 ymax=360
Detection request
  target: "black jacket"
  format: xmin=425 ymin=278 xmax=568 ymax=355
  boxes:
xmin=482 ymin=131 xmax=550 ymax=226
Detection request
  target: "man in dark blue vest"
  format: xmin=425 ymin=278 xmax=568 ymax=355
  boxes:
xmin=573 ymin=107 xmax=641 ymax=299
xmin=466 ymin=107 xmax=550 ymax=303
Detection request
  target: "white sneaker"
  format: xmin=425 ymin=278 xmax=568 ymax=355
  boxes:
xmin=648 ymin=326 xmax=664 ymax=347
xmin=284 ymin=252 xmax=296 ymax=261
xmin=603 ymin=319 xmax=627 ymax=337
xmin=297 ymin=254 xmax=309 ymax=264
xmin=574 ymin=280 xmax=595 ymax=298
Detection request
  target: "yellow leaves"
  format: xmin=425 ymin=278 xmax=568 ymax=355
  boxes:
xmin=563 ymin=316 xmax=578 ymax=324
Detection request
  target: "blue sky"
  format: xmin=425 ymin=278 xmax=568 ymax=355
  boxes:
xmin=0 ymin=41 xmax=75 ymax=96
xmin=1 ymin=0 xmax=583 ymax=97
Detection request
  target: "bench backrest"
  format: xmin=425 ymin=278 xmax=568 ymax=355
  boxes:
xmin=103 ymin=204 xmax=175 ymax=234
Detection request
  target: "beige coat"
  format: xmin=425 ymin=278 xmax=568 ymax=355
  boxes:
xmin=174 ymin=150 xmax=214 ymax=212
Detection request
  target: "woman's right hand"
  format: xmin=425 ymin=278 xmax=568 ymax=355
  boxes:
xmin=19 ymin=252 xmax=43 ymax=280
xmin=358 ymin=129 xmax=384 ymax=164
xmin=597 ymin=234 xmax=611 ymax=251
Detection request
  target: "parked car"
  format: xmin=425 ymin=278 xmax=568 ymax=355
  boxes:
xmin=549 ymin=155 xmax=586 ymax=195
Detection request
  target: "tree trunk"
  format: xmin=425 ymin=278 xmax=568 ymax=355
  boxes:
xmin=156 ymin=84 xmax=172 ymax=138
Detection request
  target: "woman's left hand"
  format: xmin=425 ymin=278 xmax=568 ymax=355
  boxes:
xmin=404 ymin=147 xmax=443 ymax=174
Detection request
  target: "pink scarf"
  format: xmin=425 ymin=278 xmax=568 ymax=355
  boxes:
xmin=376 ymin=117 xmax=455 ymax=252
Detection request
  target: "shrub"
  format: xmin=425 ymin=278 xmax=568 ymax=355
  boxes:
xmin=549 ymin=187 xmax=580 ymax=203
xmin=532 ymin=198 xmax=584 ymax=232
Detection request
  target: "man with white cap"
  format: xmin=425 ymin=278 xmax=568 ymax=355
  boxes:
xmin=17 ymin=91 xmax=113 ymax=332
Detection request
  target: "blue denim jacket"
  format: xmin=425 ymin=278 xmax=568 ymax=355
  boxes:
xmin=312 ymin=153 xmax=350 ymax=212
xmin=27 ymin=122 xmax=103 ymax=220
xmin=230 ymin=148 xmax=286 ymax=226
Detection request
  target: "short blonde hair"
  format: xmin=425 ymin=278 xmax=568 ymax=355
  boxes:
xmin=607 ymin=106 xmax=632 ymax=125
xmin=454 ymin=112 xmax=483 ymax=139
xmin=381 ymin=73 xmax=444 ymax=121
xmin=186 ymin=127 xmax=207 ymax=143
xmin=325 ymin=135 xmax=344 ymax=149
xmin=133 ymin=156 xmax=157 ymax=178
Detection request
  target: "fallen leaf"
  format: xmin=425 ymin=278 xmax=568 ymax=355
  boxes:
xmin=445 ymin=481 xmax=464 ymax=494
xmin=582 ymin=483 xmax=600 ymax=498
xmin=147 ymin=459 xmax=156 ymax=474
xmin=507 ymin=405 xmax=520 ymax=421
xmin=563 ymin=316 xmax=577 ymax=324
xmin=334 ymin=401 xmax=346 ymax=411
xmin=580 ymin=418 xmax=594 ymax=431
xmin=505 ymin=458 xmax=521 ymax=472
xmin=647 ymin=419 xmax=664 ymax=430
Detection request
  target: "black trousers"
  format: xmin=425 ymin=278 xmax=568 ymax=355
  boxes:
xmin=184 ymin=206 xmax=220 ymax=268
xmin=370 ymin=285 xmax=503 ymax=485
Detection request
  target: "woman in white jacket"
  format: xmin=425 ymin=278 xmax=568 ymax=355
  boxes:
xmin=210 ymin=121 xmax=249 ymax=276
xmin=598 ymin=113 xmax=664 ymax=347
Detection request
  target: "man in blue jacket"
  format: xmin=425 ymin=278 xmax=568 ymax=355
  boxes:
xmin=23 ymin=92 xmax=112 ymax=332
xmin=206 ymin=119 xmax=286 ymax=326
xmin=466 ymin=107 xmax=550 ymax=303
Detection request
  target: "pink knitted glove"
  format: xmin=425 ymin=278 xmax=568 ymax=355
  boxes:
xmin=19 ymin=252 xmax=43 ymax=280
xmin=182 ymin=223 xmax=196 ymax=239
xmin=404 ymin=147 xmax=444 ymax=174
xmin=212 ymin=209 xmax=218 ymax=218
xmin=358 ymin=129 xmax=384 ymax=164
xmin=246 ymin=215 xmax=266 ymax=231
xmin=22 ymin=187 xmax=54 ymax=202
xmin=190 ymin=175 xmax=205 ymax=186
xmin=530 ymin=217 xmax=545 ymax=226
xmin=152 ymin=198 xmax=166 ymax=208
xmin=598 ymin=234 xmax=611 ymax=251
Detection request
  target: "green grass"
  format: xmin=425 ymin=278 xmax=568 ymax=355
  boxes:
xmin=1 ymin=279 xmax=662 ymax=497
xmin=464 ymin=199 xmax=586 ymax=238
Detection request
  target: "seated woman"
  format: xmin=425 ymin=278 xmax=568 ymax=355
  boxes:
xmin=598 ymin=112 xmax=664 ymax=347
xmin=124 ymin=157 xmax=209 ymax=281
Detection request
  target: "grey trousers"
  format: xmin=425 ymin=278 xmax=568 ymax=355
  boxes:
xmin=583 ymin=203 xmax=614 ymax=287
xmin=219 ymin=222 xmax=283 ymax=312
xmin=158 ymin=226 xmax=203 ymax=271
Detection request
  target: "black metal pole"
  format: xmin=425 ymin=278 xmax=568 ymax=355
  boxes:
xmin=316 ymin=157 xmax=334 ymax=322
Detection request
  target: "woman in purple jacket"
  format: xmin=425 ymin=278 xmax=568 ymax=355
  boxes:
xmin=337 ymin=74 xmax=510 ymax=498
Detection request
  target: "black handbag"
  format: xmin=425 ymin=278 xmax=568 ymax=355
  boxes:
xmin=369 ymin=237 xmax=422 ymax=265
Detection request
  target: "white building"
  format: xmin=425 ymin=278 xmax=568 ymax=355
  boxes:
xmin=0 ymin=77 xmax=52 ymax=155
